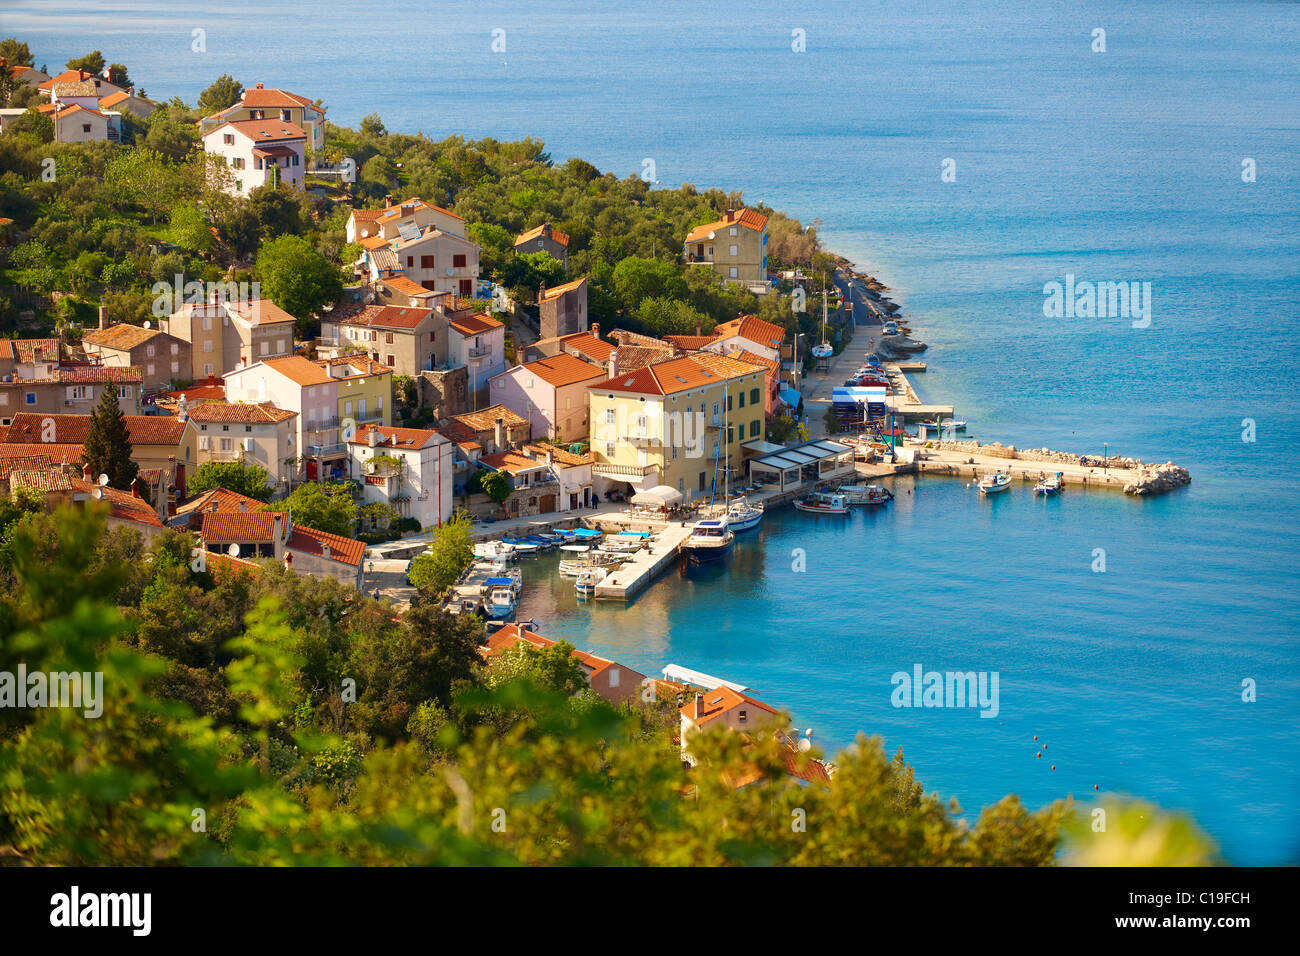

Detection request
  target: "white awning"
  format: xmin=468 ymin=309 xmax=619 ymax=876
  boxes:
xmin=631 ymin=484 xmax=683 ymax=507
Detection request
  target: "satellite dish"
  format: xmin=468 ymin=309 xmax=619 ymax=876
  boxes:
xmin=143 ymin=320 xmax=151 ymax=330
xmin=797 ymin=738 xmax=811 ymax=753
xmin=98 ymin=473 xmax=109 ymax=486
xmin=91 ymin=486 xmax=102 ymax=499
xmin=227 ymin=543 xmax=241 ymax=557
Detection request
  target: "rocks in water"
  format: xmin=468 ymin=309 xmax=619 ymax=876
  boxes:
xmin=1123 ymin=463 xmax=1191 ymax=496
xmin=876 ymin=334 xmax=928 ymax=359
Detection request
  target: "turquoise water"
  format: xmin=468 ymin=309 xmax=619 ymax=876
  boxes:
xmin=10 ymin=0 xmax=1298 ymax=862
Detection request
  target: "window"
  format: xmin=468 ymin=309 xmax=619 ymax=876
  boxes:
xmin=198 ymin=435 xmax=209 ymax=450
xmin=406 ymin=256 xmax=414 ymax=268
xmin=220 ymin=438 xmax=232 ymax=452
xmin=171 ymin=361 xmax=179 ymax=374
xmin=738 ymin=709 xmax=748 ymax=723
xmin=221 ymin=424 xmax=230 ymax=432
xmin=24 ymin=392 xmax=35 ymax=405
xmin=726 ymin=427 xmax=733 ymax=445
xmin=420 ymin=255 xmax=435 ymax=269
xmin=729 ymin=267 xmax=738 ymax=278
xmin=146 ymin=345 xmax=155 ymax=358
xmin=738 ymin=391 xmax=745 ymax=408
xmin=750 ymin=387 xmax=760 ymax=405
xmin=729 ymin=227 xmax=738 ymax=237
xmin=678 ymin=478 xmax=684 ymax=491
xmin=146 ymin=364 xmax=155 ymax=376
xmin=750 ymin=420 xmax=760 ymax=438
xmin=203 ymin=340 xmax=213 ymax=353
xmin=277 ymin=339 xmax=286 ymax=352
xmin=698 ymin=472 xmax=706 ymax=491
xmin=453 ymin=254 xmax=466 ymax=268
xmin=118 ymin=386 xmax=131 ymax=399
xmin=345 ymin=401 xmax=353 ymax=416
xmin=204 ymin=363 xmax=214 ymax=376
xmin=223 ymin=133 xmax=234 ymax=145
xmin=281 ymin=109 xmax=290 ymax=121
xmin=729 ymin=244 xmax=738 ymax=257
xmin=429 ymin=331 xmax=436 ymax=342
xmin=605 ymin=442 xmax=615 ymax=457
xmin=202 ymin=316 xmax=212 ymax=331
xmin=232 ymin=157 xmax=245 ymax=170
xmin=385 ymin=332 xmax=394 ymax=344
xmin=259 ymin=341 xmax=269 ymax=355
xmin=605 ymin=409 xmax=616 ymax=425
xmin=386 ymin=355 xmax=395 ymax=367
xmin=171 ymin=343 xmax=178 ymax=355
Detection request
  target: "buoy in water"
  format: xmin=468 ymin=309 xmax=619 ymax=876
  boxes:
xmin=1051 ymin=765 xmax=1056 ymax=770
xmin=1033 ymin=735 xmax=1038 ymax=741
xmin=1094 ymin=784 xmax=1099 ymax=791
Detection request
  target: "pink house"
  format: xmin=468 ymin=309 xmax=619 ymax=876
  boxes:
xmin=488 ymin=351 xmax=607 ymax=442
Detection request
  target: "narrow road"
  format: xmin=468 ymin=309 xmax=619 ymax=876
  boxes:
xmin=803 ymin=271 xmax=886 ymax=438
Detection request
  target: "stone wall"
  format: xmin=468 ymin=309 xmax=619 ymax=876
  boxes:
xmin=418 ymin=367 xmax=468 ymax=419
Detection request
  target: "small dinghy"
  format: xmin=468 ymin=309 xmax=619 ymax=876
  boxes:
xmin=977 ymin=472 xmax=1012 ymax=495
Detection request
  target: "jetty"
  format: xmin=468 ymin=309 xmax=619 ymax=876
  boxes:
xmin=592 ymin=523 xmax=694 ymax=601
xmin=909 ymin=440 xmax=1190 ymax=495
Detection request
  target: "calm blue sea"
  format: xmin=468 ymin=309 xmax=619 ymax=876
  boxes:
xmin=8 ymin=0 xmax=1298 ymax=863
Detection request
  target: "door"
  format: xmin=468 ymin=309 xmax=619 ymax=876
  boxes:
xmin=459 ymin=278 xmax=473 ymax=297
xmin=569 ymin=493 xmax=578 ymax=510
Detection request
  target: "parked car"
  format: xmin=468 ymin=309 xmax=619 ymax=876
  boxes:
xmin=883 ymin=320 xmax=899 ymax=335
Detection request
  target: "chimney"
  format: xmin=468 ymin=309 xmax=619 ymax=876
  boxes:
xmin=273 ymin=513 xmax=286 ymax=561
xmin=130 ymin=478 xmax=142 ymax=499
xmin=590 ymin=322 xmax=600 ymax=339
xmin=238 ymin=499 xmax=247 ymax=513
xmin=206 ymin=372 xmax=216 ymax=387
xmin=695 ymin=318 xmax=701 ymax=337
xmin=537 ymin=281 xmax=546 ymax=305
xmin=321 ymin=543 xmax=331 ymax=561
xmin=383 ymin=193 xmax=393 ymax=207
xmin=368 ymin=428 xmax=379 ymax=448
xmin=494 ymin=417 xmax=505 ymax=452
xmin=82 ymin=463 xmax=92 ymax=481
xmin=545 ymin=448 xmax=554 ymax=466
xmin=607 ymin=349 xmax=619 ymax=380
xmin=98 ymin=304 xmax=108 ymax=330
xmin=255 ymin=82 xmax=265 ymax=89
xmin=693 ymin=693 xmax=703 ymax=720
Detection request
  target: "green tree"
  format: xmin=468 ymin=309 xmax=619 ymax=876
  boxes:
xmin=66 ymin=50 xmax=106 ymax=75
xmin=167 ymin=202 xmax=213 ymax=255
xmin=479 ymin=470 xmax=511 ymax=504
xmin=82 ymin=383 xmax=138 ymax=491
xmin=612 ymin=256 xmax=688 ymax=310
xmin=9 ymin=107 xmax=52 ymax=143
xmin=106 ymin=63 xmax=131 ymax=89
xmin=198 ymin=74 xmax=243 ymax=115
xmin=185 ymin=460 xmax=273 ymax=501
xmin=267 ymin=482 xmax=356 ymax=537
xmin=0 ymin=38 xmax=34 ymax=68
xmin=496 ymin=250 xmax=565 ymax=304
xmin=406 ymin=512 xmax=474 ymax=595
xmin=254 ymin=234 xmax=343 ymax=326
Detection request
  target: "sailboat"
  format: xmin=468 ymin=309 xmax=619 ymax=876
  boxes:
xmin=726 ymin=494 xmax=764 ymax=532
xmin=811 ymin=288 xmax=833 ymax=358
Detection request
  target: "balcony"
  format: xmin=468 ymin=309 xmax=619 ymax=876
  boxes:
xmin=467 ymin=346 xmax=493 ymax=360
xmin=306 ymin=442 xmax=346 ymax=457
xmin=592 ymin=463 xmax=658 ymax=479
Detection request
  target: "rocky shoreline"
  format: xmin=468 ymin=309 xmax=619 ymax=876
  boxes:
xmin=927 ymin=440 xmax=1192 ymax=496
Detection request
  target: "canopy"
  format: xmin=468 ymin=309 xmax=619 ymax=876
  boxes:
xmin=780 ymin=388 xmax=802 ymax=408
xmin=630 ymin=484 xmax=684 ymax=508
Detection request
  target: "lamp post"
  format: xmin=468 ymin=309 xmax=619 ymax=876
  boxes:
xmin=1103 ymin=442 xmax=1108 ymax=474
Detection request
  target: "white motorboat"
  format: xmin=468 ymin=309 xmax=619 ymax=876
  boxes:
xmin=793 ymin=491 xmax=850 ymax=514
xmin=726 ymin=495 xmax=765 ymax=532
xmin=575 ymin=566 xmax=608 ymax=595
xmin=601 ymin=531 xmax=653 ymax=553
xmin=682 ymin=519 xmax=734 ymax=563
xmin=473 ymin=540 xmax=516 ymax=560
xmin=978 ymin=472 xmax=1012 ymax=495
xmin=560 ymin=549 xmax=625 ymax=576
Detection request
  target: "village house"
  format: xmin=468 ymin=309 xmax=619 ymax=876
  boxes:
xmin=483 ymin=624 xmax=648 ymax=706
xmin=440 ymin=404 xmax=530 ymax=455
xmin=346 ymin=423 xmax=454 ymax=531
xmin=374 ymin=275 xmax=451 ymax=310
xmin=522 ymin=324 xmax=611 ymax=365
xmin=98 ymin=88 xmax=157 ymax=119
xmin=5 ymin=60 xmax=50 ymax=89
xmin=184 ymin=400 xmax=299 ymax=492
xmin=81 ymin=322 xmax=191 ymax=393
xmin=37 ymin=69 xmax=126 ymax=100
xmin=201 ymin=118 xmax=307 ymax=196
xmin=171 ymin=486 xmax=267 ymax=529
xmin=223 ymin=355 xmax=392 ymax=481
xmin=678 ymin=686 xmax=780 ymax=766
xmin=162 ymin=296 xmax=296 ymax=380
xmin=35 ymin=77 xmax=117 ymax=142
xmin=196 ymin=507 xmax=365 ymax=590
xmin=447 ymin=311 xmax=507 ymax=403
xmin=488 ymin=350 xmax=606 ymax=443
xmin=361 ymin=223 xmax=479 ymax=299
xmin=537 ymin=277 xmax=588 ymax=341
xmin=71 ymin=470 xmax=169 ymax=540
xmin=199 ymin=82 xmax=327 ymax=154
xmin=319 ymin=303 xmax=445 ymax=375
xmin=0 ymin=411 xmax=198 ymax=502
xmin=346 ymin=196 xmax=467 ymax=243
xmin=665 ymin=314 xmax=786 ymax=417
xmin=0 ymin=363 xmax=143 ymax=423
xmin=585 ymin=351 xmax=766 ymax=500
xmin=683 ymin=207 xmax=770 ymax=290
xmin=513 ymin=223 xmax=569 ymax=272
xmin=521 ymin=441 xmax=595 ymax=512
xmin=475 ymin=448 xmax=559 ymax=515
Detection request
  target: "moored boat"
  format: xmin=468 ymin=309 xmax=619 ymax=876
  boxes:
xmin=977 ymin=472 xmax=1012 ymax=495
xmin=682 ymin=518 xmax=734 ymax=562
xmin=1034 ymin=472 xmax=1063 ymax=496
xmin=793 ymin=491 xmax=850 ymax=514
xmin=485 ymin=586 xmax=517 ymax=619
xmin=575 ymin=566 xmax=608 ymax=595
xmin=473 ymin=540 xmax=516 ymax=560
xmin=839 ymin=483 xmax=894 ymax=506
xmin=726 ymin=494 xmax=765 ymax=532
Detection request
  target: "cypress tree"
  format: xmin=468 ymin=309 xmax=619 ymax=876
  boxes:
xmin=82 ymin=382 xmax=138 ymax=491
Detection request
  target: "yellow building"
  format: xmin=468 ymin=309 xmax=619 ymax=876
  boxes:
xmin=586 ymin=351 xmax=766 ymax=500
xmin=321 ymin=356 xmax=393 ymax=433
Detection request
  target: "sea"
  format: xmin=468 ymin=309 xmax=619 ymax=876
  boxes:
xmin=7 ymin=0 xmax=1298 ymax=864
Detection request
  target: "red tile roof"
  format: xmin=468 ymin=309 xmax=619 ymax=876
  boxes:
xmin=713 ymin=315 xmax=786 ymax=350
xmin=479 ymin=451 xmax=550 ymax=475
xmin=178 ymin=487 xmax=267 ymax=518
xmin=685 ymin=208 xmax=769 ymax=243
xmin=0 ymin=413 xmax=189 ymax=446
xmin=215 ymin=118 xmax=307 ymax=142
xmin=347 ymin=424 xmax=443 ymax=449
xmin=256 ymin=356 xmax=333 ymax=387
xmin=681 ymin=685 xmax=779 ymax=726
xmin=81 ymin=323 xmax=165 ymax=351
xmin=516 ymin=352 xmax=606 ymax=389
xmin=2 ymin=338 xmax=60 ymax=362
xmin=184 ymin=402 xmax=296 ymax=425
xmin=201 ymin=512 xmax=279 ymax=543
xmin=287 ymin=525 xmax=364 ymax=567
xmin=335 ymin=304 xmax=433 ymax=331
xmin=71 ymin=478 xmax=164 ymax=528
xmin=589 ymin=352 xmax=755 ymax=396
xmin=515 ymin=223 xmax=570 ymax=247
xmin=539 ymin=277 xmax=586 ymax=300
xmin=448 ymin=312 xmax=503 ymax=337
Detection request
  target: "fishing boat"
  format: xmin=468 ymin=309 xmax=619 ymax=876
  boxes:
xmin=569 ymin=527 xmax=603 ymax=544
xmin=977 ymin=472 xmax=1012 ymax=495
xmin=793 ymin=491 xmax=850 ymax=514
xmin=681 ymin=519 xmax=734 ymax=563
xmin=574 ymin=566 xmax=608 ymax=596
xmin=726 ymin=494 xmax=765 ymax=532
xmin=1034 ymin=472 xmax=1064 ymax=496
xmin=481 ymin=570 xmax=522 ymax=595
xmin=559 ymin=548 xmax=624 ymax=576
xmin=601 ymin=531 xmax=652 ymax=553
xmin=839 ymin=483 xmax=894 ymax=506
xmin=501 ymin=537 xmax=540 ymax=554
xmin=485 ymin=586 xmax=517 ymax=619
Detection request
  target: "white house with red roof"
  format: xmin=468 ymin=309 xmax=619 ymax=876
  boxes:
xmin=346 ymin=197 xmax=467 ymax=243
xmin=684 ymin=207 xmax=770 ymax=290
xmin=447 ymin=311 xmax=506 ymax=398
xmin=196 ymin=505 xmax=364 ymax=590
xmin=202 ymin=118 xmax=307 ymax=196
xmin=346 ymin=423 xmax=454 ymax=531
xmin=488 ymin=350 xmax=606 ymax=442
xmin=199 ymin=82 xmax=326 ymax=153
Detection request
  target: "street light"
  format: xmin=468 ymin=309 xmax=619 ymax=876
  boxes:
xmin=1103 ymin=442 xmax=1108 ymax=474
